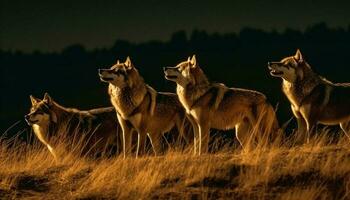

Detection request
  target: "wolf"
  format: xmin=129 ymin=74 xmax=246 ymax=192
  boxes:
xmin=98 ymin=57 xmax=189 ymax=157
xmin=164 ymin=55 xmax=280 ymax=155
xmin=25 ymin=93 xmax=120 ymax=161
xmin=268 ymin=49 xmax=350 ymax=142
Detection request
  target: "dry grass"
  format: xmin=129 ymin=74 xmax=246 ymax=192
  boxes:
xmin=0 ymin=127 xmax=349 ymax=200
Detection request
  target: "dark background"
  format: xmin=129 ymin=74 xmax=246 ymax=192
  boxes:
xmin=1 ymin=0 xmax=350 ymax=135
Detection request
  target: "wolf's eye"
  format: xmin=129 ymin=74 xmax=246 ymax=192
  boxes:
xmin=282 ymin=63 xmax=290 ymax=69
xmin=112 ymin=69 xmax=120 ymax=74
xmin=287 ymin=63 xmax=294 ymax=68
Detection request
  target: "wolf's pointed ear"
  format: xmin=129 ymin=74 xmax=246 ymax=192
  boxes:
xmin=190 ymin=55 xmax=197 ymax=68
xmin=124 ymin=56 xmax=133 ymax=69
xmin=30 ymin=95 xmax=40 ymax=105
xmin=187 ymin=56 xmax=191 ymax=62
xmin=294 ymin=49 xmax=304 ymax=64
xmin=117 ymin=59 xmax=120 ymax=64
xmin=43 ymin=93 xmax=53 ymax=105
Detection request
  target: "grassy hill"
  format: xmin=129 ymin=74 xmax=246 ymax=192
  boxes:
xmin=0 ymin=129 xmax=349 ymax=199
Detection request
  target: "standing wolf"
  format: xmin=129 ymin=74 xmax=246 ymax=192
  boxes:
xmin=98 ymin=57 xmax=188 ymax=157
xmin=268 ymin=49 xmax=350 ymax=142
xmin=164 ymin=55 xmax=279 ymax=155
xmin=25 ymin=93 xmax=120 ymax=161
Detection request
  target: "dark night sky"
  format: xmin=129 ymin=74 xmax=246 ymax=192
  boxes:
xmin=1 ymin=0 xmax=349 ymax=52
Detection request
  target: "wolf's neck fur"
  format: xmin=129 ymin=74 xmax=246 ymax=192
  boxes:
xmin=32 ymin=124 xmax=50 ymax=145
xmin=32 ymin=123 xmax=58 ymax=161
xmin=108 ymin=82 xmax=147 ymax=118
xmin=282 ymin=63 xmax=322 ymax=107
xmin=176 ymin=68 xmax=211 ymax=113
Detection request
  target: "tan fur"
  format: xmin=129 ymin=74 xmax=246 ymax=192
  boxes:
xmin=164 ymin=55 xmax=279 ymax=155
xmin=25 ymin=93 xmax=120 ymax=161
xmin=268 ymin=49 xmax=350 ymax=142
xmin=99 ymin=57 xmax=189 ymax=157
xmin=32 ymin=124 xmax=58 ymax=161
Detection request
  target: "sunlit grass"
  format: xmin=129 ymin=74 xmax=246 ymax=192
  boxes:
xmin=0 ymin=126 xmax=349 ymax=199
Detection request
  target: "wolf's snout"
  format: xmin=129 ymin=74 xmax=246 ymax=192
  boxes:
xmin=267 ymin=62 xmax=280 ymax=70
xmin=98 ymin=68 xmax=110 ymax=75
xmin=163 ymin=67 xmax=171 ymax=72
xmin=24 ymin=114 xmax=33 ymax=125
xmin=267 ymin=62 xmax=276 ymax=69
xmin=98 ymin=69 xmax=114 ymax=82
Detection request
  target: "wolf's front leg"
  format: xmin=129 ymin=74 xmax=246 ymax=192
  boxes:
xmin=122 ymin=129 xmax=133 ymax=158
xmin=198 ymin=123 xmax=210 ymax=155
xmin=117 ymin=114 xmax=133 ymax=158
xmin=291 ymin=105 xmax=306 ymax=135
xmin=186 ymin=115 xmax=200 ymax=155
xmin=296 ymin=117 xmax=307 ymax=135
xmin=301 ymin=114 xmax=317 ymax=144
xmin=305 ymin=119 xmax=317 ymax=144
xmin=300 ymin=105 xmax=318 ymax=143
xmin=292 ymin=106 xmax=307 ymax=140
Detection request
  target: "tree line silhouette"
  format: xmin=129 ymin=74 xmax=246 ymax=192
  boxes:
xmin=1 ymin=22 xmax=350 ymax=135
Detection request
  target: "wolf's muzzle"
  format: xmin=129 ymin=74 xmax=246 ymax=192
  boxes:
xmin=163 ymin=67 xmax=178 ymax=80
xmin=24 ymin=114 xmax=38 ymax=124
xmin=163 ymin=67 xmax=171 ymax=72
xmin=98 ymin=69 xmax=114 ymax=81
xmin=98 ymin=69 xmax=107 ymax=75
xmin=163 ymin=66 xmax=177 ymax=73
xmin=267 ymin=62 xmax=282 ymax=67
xmin=267 ymin=62 xmax=284 ymax=76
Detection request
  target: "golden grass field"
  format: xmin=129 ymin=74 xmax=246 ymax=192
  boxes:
xmin=0 ymin=126 xmax=349 ymax=200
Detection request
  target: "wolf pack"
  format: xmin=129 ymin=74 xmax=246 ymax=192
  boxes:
xmin=25 ymin=50 xmax=350 ymax=161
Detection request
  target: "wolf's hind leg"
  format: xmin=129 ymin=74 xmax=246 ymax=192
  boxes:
xmin=136 ymin=133 xmax=147 ymax=157
xmin=340 ymin=122 xmax=350 ymax=140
